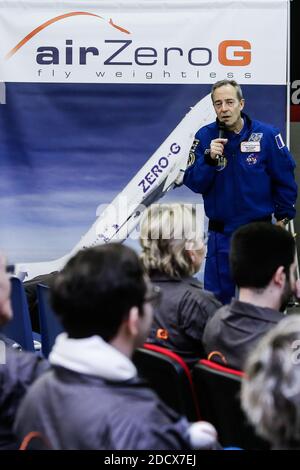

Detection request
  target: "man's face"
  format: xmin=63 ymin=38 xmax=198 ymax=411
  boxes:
xmin=212 ymin=84 xmax=245 ymax=131
xmin=279 ymin=259 xmax=297 ymax=312
xmin=0 ymin=254 xmax=12 ymax=325
xmin=133 ymin=281 xmax=158 ymax=348
xmin=134 ymin=301 xmax=153 ymax=349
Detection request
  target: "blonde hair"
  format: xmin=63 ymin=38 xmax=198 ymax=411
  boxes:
xmin=139 ymin=203 xmax=205 ymax=278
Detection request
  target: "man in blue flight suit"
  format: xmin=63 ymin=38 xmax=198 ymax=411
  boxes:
xmin=184 ymin=79 xmax=297 ymax=304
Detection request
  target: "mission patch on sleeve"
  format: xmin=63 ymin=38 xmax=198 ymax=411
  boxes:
xmin=188 ymin=138 xmax=199 ymax=167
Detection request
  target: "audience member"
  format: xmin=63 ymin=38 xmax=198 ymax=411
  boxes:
xmin=203 ymin=222 xmax=300 ymax=370
xmin=241 ymin=315 xmax=300 ymax=449
xmin=0 ymin=253 xmax=48 ymax=449
xmin=15 ymin=244 xmax=218 ymax=450
xmin=140 ymin=203 xmax=221 ymax=366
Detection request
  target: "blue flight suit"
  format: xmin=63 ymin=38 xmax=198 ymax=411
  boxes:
xmin=184 ymin=113 xmax=297 ymax=304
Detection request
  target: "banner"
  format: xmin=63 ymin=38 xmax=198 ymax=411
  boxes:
xmin=0 ymin=0 xmax=289 ymax=265
xmin=0 ymin=0 xmax=288 ymax=85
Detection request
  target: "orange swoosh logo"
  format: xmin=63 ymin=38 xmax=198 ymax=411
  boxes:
xmin=5 ymin=11 xmax=130 ymax=60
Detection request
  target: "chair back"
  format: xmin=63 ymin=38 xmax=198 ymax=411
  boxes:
xmin=193 ymin=359 xmax=269 ymax=449
xmin=2 ymin=277 xmax=35 ymax=352
xmin=133 ymin=343 xmax=200 ymax=421
xmin=37 ymin=284 xmax=63 ymax=358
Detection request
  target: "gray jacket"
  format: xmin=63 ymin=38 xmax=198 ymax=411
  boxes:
xmin=203 ymin=299 xmax=284 ymax=370
xmin=148 ymin=273 xmax=221 ymax=366
xmin=14 ymin=366 xmax=191 ymax=450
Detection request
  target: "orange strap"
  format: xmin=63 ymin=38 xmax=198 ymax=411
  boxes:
xmin=207 ymin=350 xmax=227 ymax=365
xmin=19 ymin=431 xmax=51 ymax=450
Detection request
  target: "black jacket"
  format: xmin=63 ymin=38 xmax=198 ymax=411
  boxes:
xmin=148 ymin=273 xmax=221 ymax=366
xmin=203 ymin=299 xmax=284 ymax=370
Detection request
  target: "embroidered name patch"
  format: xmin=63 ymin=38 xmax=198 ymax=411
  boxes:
xmin=241 ymin=141 xmax=261 ymax=153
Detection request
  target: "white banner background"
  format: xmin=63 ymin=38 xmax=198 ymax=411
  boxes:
xmin=0 ymin=0 xmax=288 ymax=84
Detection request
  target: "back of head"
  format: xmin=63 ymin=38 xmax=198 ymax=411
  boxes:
xmin=51 ymin=243 xmax=146 ymax=341
xmin=241 ymin=314 xmax=300 ymax=449
xmin=230 ymin=222 xmax=295 ymax=289
xmin=139 ymin=203 xmax=204 ymax=278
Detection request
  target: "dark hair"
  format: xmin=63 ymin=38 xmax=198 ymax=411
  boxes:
xmin=211 ymin=79 xmax=243 ymax=101
xmin=230 ymin=222 xmax=295 ymax=289
xmin=50 ymin=244 xmax=147 ymax=340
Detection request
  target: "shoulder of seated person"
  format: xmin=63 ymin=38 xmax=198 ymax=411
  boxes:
xmin=186 ymin=280 xmax=220 ymax=302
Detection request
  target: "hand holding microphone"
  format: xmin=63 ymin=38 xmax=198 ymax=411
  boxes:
xmin=210 ymin=123 xmax=228 ymax=162
xmin=210 ymin=140 xmax=228 ymax=161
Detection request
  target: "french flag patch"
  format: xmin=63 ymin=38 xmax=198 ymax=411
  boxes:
xmin=275 ymin=133 xmax=285 ymax=149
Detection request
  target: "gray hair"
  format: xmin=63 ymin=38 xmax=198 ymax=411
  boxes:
xmin=211 ymin=79 xmax=243 ymax=102
xmin=139 ymin=203 xmax=204 ymax=278
xmin=241 ymin=315 xmax=300 ymax=449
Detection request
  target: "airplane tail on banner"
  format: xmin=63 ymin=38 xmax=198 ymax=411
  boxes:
xmin=15 ymin=93 xmax=214 ymax=281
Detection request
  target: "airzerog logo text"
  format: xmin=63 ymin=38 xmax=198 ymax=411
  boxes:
xmin=33 ymin=39 xmax=251 ymax=67
xmin=5 ymin=11 xmax=252 ymax=68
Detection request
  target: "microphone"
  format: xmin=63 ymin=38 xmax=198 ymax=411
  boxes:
xmin=215 ymin=122 xmax=226 ymax=167
xmin=218 ymin=121 xmax=226 ymax=140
